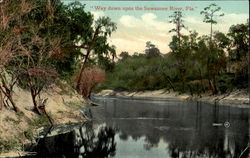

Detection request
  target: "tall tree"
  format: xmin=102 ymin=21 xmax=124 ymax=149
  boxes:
xmin=200 ymin=3 xmax=224 ymax=94
xmin=0 ymin=0 xmax=32 ymax=112
xmin=168 ymin=11 xmax=187 ymax=91
xmin=76 ymin=16 xmax=117 ymax=94
xmin=200 ymin=3 xmax=224 ymax=42
xmin=169 ymin=11 xmax=186 ymax=48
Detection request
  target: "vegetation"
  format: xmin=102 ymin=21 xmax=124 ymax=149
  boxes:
xmin=0 ymin=0 xmax=115 ymax=115
xmin=0 ymin=0 xmax=248 ymax=154
xmin=96 ymin=4 xmax=249 ymax=95
xmin=0 ymin=138 xmax=20 ymax=153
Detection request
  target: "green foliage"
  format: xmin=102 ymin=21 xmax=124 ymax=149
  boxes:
xmin=4 ymin=116 xmax=21 ymax=124
xmin=29 ymin=114 xmax=51 ymax=127
xmin=98 ymin=10 xmax=248 ymax=94
xmin=227 ymin=22 xmax=249 ymax=61
xmin=145 ymin=41 xmax=161 ymax=58
xmin=23 ymin=128 xmax=34 ymax=140
xmin=17 ymin=112 xmax=25 ymax=117
xmin=216 ymin=74 xmax=234 ymax=93
xmin=96 ymin=56 xmax=176 ymax=91
xmin=0 ymin=138 xmax=20 ymax=153
xmin=200 ymin=3 xmax=224 ymax=25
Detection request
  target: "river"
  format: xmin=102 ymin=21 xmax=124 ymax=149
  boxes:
xmin=31 ymin=96 xmax=249 ymax=158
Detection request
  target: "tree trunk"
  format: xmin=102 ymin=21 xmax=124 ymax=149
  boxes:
xmin=210 ymin=19 xmax=213 ymax=42
xmin=212 ymin=75 xmax=218 ymax=94
xmin=188 ymin=84 xmax=193 ymax=96
xmin=76 ymin=25 xmax=101 ymax=94
xmin=0 ymin=91 xmax=2 ymax=110
xmin=181 ymin=73 xmax=185 ymax=92
xmin=76 ymin=53 xmax=90 ymax=94
xmin=166 ymin=76 xmax=175 ymax=91
xmin=207 ymin=58 xmax=215 ymax=95
xmin=30 ymin=88 xmax=41 ymax=114
xmin=43 ymin=106 xmax=54 ymax=125
xmin=198 ymin=68 xmax=205 ymax=93
xmin=0 ymin=74 xmax=20 ymax=112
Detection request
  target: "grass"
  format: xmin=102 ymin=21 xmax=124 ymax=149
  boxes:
xmin=23 ymin=128 xmax=34 ymax=140
xmin=56 ymin=79 xmax=75 ymax=96
xmin=64 ymin=100 xmax=83 ymax=110
xmin=57 ymin=110 xmax=64 ymax=114
xmin=29 ymin=114 xmax=51 ymax=128
xmin=17 ymin=111 xmax=25 ymax=117
xmin=4 ymin=116 xmax=21 ymax=124
xmin=0 ymin=138 xmax=20 ymax=153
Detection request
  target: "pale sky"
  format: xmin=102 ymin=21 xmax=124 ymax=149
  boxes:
xmin=64 ymin=1 xmax=249 ymax=55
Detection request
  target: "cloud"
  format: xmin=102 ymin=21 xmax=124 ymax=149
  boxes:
xmin=221 ymin=13 xmax=248 ymax=25
xmin=183 ymin=13 xmax=248 ymax=34
xmin=119 ymin=15 xmax=142 ymax=27
xmin=115 ymin=13 xmax=177 ymax=54
xmin=141 ymin=13 xmax=157 ymax=22
xmin=109 ymin=38 xmax=145 ymax=55
xmin=91 ymin=11 xmax=105 ymax=20
xmin=119 ymin=13 xmax=173 ymax=31
xmin=114 ymin=12 xmax=248 ymax=55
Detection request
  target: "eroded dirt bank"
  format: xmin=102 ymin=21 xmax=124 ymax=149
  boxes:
xmin=0 ymin=85 xmax=87 ymax=157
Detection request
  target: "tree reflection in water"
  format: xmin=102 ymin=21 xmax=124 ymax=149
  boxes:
xmin=91 ymin=97 xmax=249 ymax=158
xmin=34 ymin=122 xmax=116 ymax=158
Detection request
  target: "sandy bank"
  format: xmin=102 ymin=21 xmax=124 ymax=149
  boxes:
xmin=0 ymin=85 xmax=87 ymax=156
xmin=95 ymin=89 xmax=249 ymax=107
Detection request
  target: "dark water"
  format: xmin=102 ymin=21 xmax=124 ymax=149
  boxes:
xmin=89 ymin=96 xmax=250 ymax=158
xmin=31 ymin=96 xmax=249 ymax=158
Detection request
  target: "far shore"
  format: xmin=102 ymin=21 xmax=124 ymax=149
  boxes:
xmin=94 ymin=89 xmax=249 ymax=107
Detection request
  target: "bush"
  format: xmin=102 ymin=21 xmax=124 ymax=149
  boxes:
xmin=217 ymin=74 xmax=234 ymax=93
xmin=77 ymin=67 xmax=105 ymax=97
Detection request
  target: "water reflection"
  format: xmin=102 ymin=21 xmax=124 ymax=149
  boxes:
xmin=91 ymin=96 xmax=250 ymax=158
xmin=33 ymin=122 xmax=116 ymax=158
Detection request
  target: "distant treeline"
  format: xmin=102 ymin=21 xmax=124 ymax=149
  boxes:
xmin=97 ymin=4 xmax=249 ymax=95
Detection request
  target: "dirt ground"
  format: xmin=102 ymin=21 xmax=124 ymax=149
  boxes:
xmin=0 ymin=85 xmax=87 ymax=156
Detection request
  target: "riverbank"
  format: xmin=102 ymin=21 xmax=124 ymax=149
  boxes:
xmin=0 ymin=84 xmax=87 ymax=157
xmin=95 ymin=89 xmax=249 ymax=107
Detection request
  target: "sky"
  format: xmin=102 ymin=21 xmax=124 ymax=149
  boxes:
xmin=64 ymin=1 xmax=249 ymax=55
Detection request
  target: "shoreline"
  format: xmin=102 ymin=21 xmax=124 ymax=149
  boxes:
xmin=94 ymin=89 xmax=249 ymax=108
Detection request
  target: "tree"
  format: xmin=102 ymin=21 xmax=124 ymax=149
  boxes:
xmin=0 ymin=0 xmax=32 ymax=112
xmin=76 ymin=16 xmax=117 ymax=94
xmin=226 ymin=22 xmax=249 ymax=89
xmin=213 ymin=31 xmax=230 ymax=50
xmin=1 ymin=0 xmax=70 ymax=117
xmin=94 ymin=39 xmax=116 ymax=71
xmin=169 ymin=11 xmax=186 ymax=48
xmin=145 ymin=41 xmax=161 ymax=58
xmin=168 ymin=11 xmax=187 ymax=91
xmin=227 ymin=22 xmax=249 ymax=61
xmin=200 ymin=3 xmax=224 ymax=42
xmin=200 ymin=3 xmax=224 ymax=94
xmin=51 ymin=1 xmax=92 ymax=80
xmin=119 ymin=51 xmax=130 ymax=61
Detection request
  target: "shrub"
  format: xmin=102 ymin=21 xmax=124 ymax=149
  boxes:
xmin=77 ymin=67 xmax=105 ymax=98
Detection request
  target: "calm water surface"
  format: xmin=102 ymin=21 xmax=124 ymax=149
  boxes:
xmin=33 ymin=96 xmax=249 ymax=158
xmin=90 ymin=96 xmax=249 ymax=158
